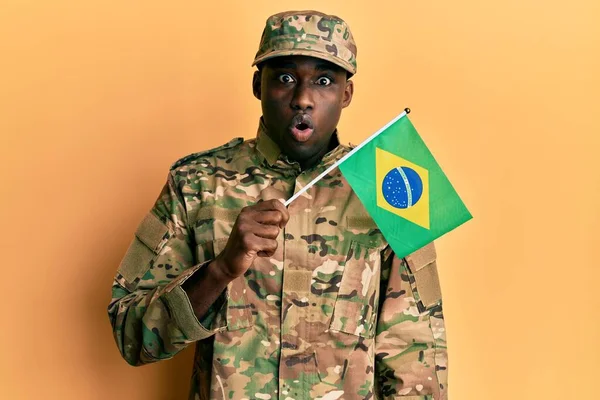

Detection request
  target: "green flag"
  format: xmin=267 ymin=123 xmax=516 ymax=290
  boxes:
xmin=336 ymin=111 xmax=472 ymax=258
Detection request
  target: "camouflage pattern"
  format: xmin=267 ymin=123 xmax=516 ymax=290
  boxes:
xmin=252 ymin=10 xmax=358 ymax=75
xmin=108 ymin=120 xmax=448 ymax=399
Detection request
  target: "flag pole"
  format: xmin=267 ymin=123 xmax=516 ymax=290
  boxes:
xmin=284 ymin=108 xmax=411 ymax=206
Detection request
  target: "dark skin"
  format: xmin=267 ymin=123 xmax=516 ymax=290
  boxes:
xmin=183 ymin=56 xmax=354 ymax=320
xmin=254 ymin=56 xmax=354 ymax=170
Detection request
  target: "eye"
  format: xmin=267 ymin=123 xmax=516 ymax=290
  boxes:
xmin=316 ymin=76 xmax=332 ymax=85
xmin=278 ymin=73 xmax=295 ymax=83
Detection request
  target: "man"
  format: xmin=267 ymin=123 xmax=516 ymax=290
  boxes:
xmin=108 ymin=10 xmax=448 ymax=400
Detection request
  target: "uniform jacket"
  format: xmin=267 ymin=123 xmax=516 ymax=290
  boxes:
xmin=108 ymin=120 xmax=449 ymax=400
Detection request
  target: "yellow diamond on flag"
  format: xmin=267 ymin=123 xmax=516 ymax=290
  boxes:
xmin=376 ymin=147 xmax=430 ymax=229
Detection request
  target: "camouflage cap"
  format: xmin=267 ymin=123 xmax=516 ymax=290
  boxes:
xmin=252 ymin=10 xmax=358 ymax=75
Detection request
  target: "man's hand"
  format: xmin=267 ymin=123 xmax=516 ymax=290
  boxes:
xmin=182 ymin=199 xmax=289 ymax=321
xmin=213 ymin=199 xmax=290 ymax=280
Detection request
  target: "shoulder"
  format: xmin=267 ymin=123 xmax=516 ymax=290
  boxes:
xmin=169 ymin=137 xmax=246 ymax=171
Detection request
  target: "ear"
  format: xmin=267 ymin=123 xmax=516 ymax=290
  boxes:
xmin=252 ymin=70 xmax=262 ymax=100
xmin=342 ymin=79 xmax=354 ymax=108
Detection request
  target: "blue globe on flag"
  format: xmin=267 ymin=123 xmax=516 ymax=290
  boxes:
xmin=382 ymin=166 xmax=423 ymax=209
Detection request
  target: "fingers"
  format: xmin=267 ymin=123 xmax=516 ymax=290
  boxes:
xmin=256 ymin=238 xmax=278 ymax=258
xmin=270 ymin=199 xmax=290 ymax=228
xmin=251 ymin=222 xmax=281 ymax=239
xmin=248 ymin=199 xmax=290 ymax=228
xmin=219 ymin=199 xmax=289 ymax=277
xmin=254 ymin=198 xmax=285 ymax=211
xmin=236 ymin=225 xmax=278 ymax=253
xmin=239 ymin=229 xmax=278 ymax=257
xmin=254 ymin=210 xmax=284 ymax=226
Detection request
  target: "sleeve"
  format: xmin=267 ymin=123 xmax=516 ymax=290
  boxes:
xmin=374 ymin=242 xmax=448 ymax=400
xmin=107 ymin=171 xmax=228 ymax=366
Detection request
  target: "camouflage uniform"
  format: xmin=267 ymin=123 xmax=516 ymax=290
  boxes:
xmin=108 ymin=10 xmax=448 ymax=400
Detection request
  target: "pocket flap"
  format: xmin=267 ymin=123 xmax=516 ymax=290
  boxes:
xmin=135 ymin=212 xmax=170 ymax=253
xmin=405 ymin=242 xmax=436 ymax=272
xmin=405 ymin=242 xmax=441 ymax=310
xmin=413 ymin=261 xmax=442 ymax=309
xmin=117 ymin=212 xmax=170 ymax=286
xmin=346 ymin=215 xmax=378 ymax=229
xmin=196 ymin=206 xmax=240 ymax=224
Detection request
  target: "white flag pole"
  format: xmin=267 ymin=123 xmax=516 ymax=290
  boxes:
xmin=284 ymin=109 xmax=409 ymax=207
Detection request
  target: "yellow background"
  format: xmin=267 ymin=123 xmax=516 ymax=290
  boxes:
xmin=1 ymin=1 xmax=598 ymax=399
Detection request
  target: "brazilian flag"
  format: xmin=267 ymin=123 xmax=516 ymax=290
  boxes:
xmin=338 ymin=111 xmax=472 ymax=258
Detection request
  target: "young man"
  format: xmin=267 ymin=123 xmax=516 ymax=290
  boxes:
xmin=108 ymin=10 xmax=448 ymax=400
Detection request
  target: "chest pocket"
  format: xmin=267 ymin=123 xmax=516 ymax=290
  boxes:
xmin=194 ymin=206 xmax=254 ymax=332
xmin=328 ymin=216 xmax=387 ymax=339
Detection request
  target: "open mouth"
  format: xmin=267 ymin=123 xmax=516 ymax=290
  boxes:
xmin=289 ymin=114 xmax=314 ymax=143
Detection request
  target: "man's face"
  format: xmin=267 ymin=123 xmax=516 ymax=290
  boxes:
xmin=253 ymin=55 xmax=354 ymax=169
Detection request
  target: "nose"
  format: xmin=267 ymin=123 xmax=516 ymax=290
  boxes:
xmin=290 ymin=82 xmax=314 ymax=111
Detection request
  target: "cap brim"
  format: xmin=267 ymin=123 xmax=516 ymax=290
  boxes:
xmin=252 ymin=49 xmax=356 ymax=75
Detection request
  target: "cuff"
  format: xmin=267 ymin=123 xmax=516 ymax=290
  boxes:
xmin=162 ymin=263 xmax=228 ymax=341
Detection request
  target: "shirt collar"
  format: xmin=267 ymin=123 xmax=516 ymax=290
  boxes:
xmin=255 ymin=117 xmax=348 ymax=172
